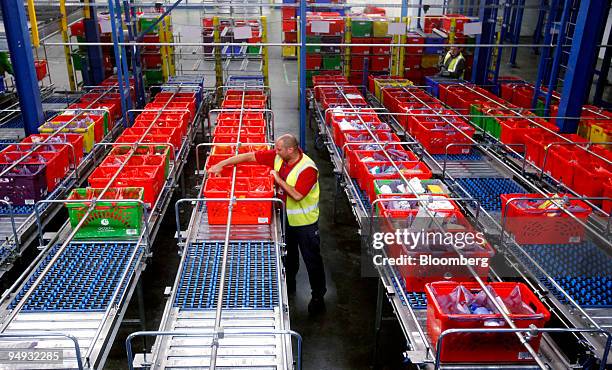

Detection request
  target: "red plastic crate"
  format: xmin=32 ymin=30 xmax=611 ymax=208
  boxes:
xmin=153 ymin=95 xmax=196 ymax=117
xmin=213 ymin=126 xmax=266 ymax=137
xmin=501 ymin=193 xmax=592 ymax=244
xmin=34 ymin=60 xmax=48 ymax=81
xmin=282 ymin=7 xmax=296 ymax=19
xmin=122 ymin=126 xmax=182 ymax=151
xmin=144 ymin=102 xmax=194 ymax=120
xmin=100 ymin=154 xmax=166 ymax=182
xmin=203 ymin=177 xmax=274 ymax=224
xmin=216 ymin=112 xmax=266 ymax=127
xmin=369 ymin=56 xmax=390 ymax=72
xmin=69 ymin=20 xmax=85 ymax=37
xmin=359 ymin=161 xmax=433 ymax=201
xmin=17 ymin=133 xmax=84 ymax=167
xmin=342 ymin=131 xmax=402 ymax=156
xmin=426 ymin=281 xmax=550 ymax=363
xmin=312 ymin=74 xmax=348 ymax=90
xmin=415 ymin=120 xmax=475 ymax=154
xmin=88 ymin=165 xmax=164 ymax=206
xmin=442 ymin=14 xmax=470 ymax=34
xmin=405 ymin=32 xmax=425 ymax=54
xmin=525 ymin=132 xmax=587 ymax=169
xmin=346 ymin=149 xmax=418 ymax=179
xmin=424 ymin=15 xmax=444 ymax=33
xmin=306 ymin=15 xmax=345 ymax=35
xmin=135 ymin=112 xmax=189 ymax=137
xmin=350 ymin=37 xmax=371 ymax=55
xmin=306 ymin=54 xmax=322 ymax=70
xmin=572 ymin=156 xmax=612 ymax=200
xmin=282 ymin=19 xmax=297 ymax=32
xmin=51 ymin=113 xmax=105 ymax=143
xmin=603 ymin=179 xmax=612 ymax=214
xmin=0 ymin=151 xmax=69 ymax=192
xmin=371 ymin=37 xmax=391 ymax=55
xmin=350 ymin=55 xmax=368 ymax=70
xmin=221 ymin=95 xmax=267 ymax=109
xmin=204 ymin=154 xmax=270 ymax=177
xmin=388 ymin=221 xmax=494 ymax=292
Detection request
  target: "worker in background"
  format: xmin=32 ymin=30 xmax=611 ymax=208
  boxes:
xmin=438 ymin=46 xmax=465 ymax=79
xmin=208 ymin=134 xmax=327 ymax=315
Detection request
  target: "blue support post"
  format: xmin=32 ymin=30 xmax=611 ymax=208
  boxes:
xmin=401 ymin=0 xmax=408 ymax=19
xmin=108 ymin=0 xmax=132 ymax=126
xmin=0 ymin=0 xmax=44 ymax=135
xmin=508 ymin=0 xmax=524 ymax=67
xmin=123 ymin=0 xmax=146 ymax=108
xmin=556 ymin=0 xmax=610 ymax=133
xmin=593 ymin=24 xmax=612 ymax=108
xmin=471 ymin=0 xmax=497 ymax=85
xmin=417 ymin=0 xmax=423 ymax=30
xmin=542 ymin=0 xmax=571 ymax=115
xmin=298 ymin=0 xmax=306 ymax=151
xmin=83 ymin=1 xmax=106 ymax=85
xmin=531 ymin=0 xmax=558 ymax=109
xmin=532 ymin=0 xmax=547 ymax=53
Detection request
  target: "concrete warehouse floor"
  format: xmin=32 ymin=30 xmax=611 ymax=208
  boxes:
xmin=26 ymin=6 xmax=609 ymax=370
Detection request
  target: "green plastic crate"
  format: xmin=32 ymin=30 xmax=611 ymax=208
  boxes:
xmin=144 ymin=69 xmax=164 ymax=85
xmin=322 ymin=55 xmax=342 ymax=70
xmin=306 ymin=36 xmax=322 ymax=53
xmin=247 ymin=45 xmax=261 ymax=54
xmin=71 ymin=52 xmax=84 ymax=71
xmin=351 ymin=20 xmax=372 ymax=37
xmin=66 ymin=187 xmax=144 ymax=239
xmin=305 ymin=70 xmax=320 ymax=87
xmin=533 ymin=99 xmax=546 ymax=117
xmin=469 ymin=104 xmax=483 ymax=129
xmin=481 ymin=113 xmax=501 ymax=139
xmin=139 ymin=17 xmax=159 ymax=33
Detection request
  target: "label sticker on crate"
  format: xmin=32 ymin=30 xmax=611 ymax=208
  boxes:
xmin=518 ymin=352 xmax=533 ymax=360
xmin=258 ymin=217 xmax=269 ymax=224
xmin=233 ymin=26 xmax=253 ymax=40
xmin=25 ymin=199 xmax=34 ymax=205
xmin=311 ymin=21 xmax=330 ymax=34
xmin=387 ymin=22 xmax=406 ymax=35
xmin=127 ymin=229 xmax=138 ymax=235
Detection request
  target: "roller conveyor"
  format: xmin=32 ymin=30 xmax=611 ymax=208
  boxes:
xmin=311 ymin=84 xmax=612 ymax=368
xmin=132 ymin=80 xmax=294 ymax=369
xmin=0 ymin=81 xmax=207 ymax=369
xmin=0 ymin=112 xmax=126 ymax=278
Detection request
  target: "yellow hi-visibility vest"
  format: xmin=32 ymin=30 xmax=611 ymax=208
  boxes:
xmin=443 ymin=51 xmax=465 ymax=77
xmin=274 ymin=153 xmax=320 ymax=227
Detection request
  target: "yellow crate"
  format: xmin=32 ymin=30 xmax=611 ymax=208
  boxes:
xmin=372 ymin=20 xmax=389 ymax=37
xmin=421 ymin=54 xmax=439 ymax=69
xmin=590 ymin=122 xmax=612 ymax=144
xmin=39 ymin=121 xmax=96 ymax=153
xmin=282 ymin=46 xmax=296 ymax=58
xmin=577 ymin=121 xmax=591 ymax=140
xmin=375 ymin=79 xmax=413 ymax=102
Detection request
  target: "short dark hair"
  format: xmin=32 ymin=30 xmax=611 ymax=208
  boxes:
xmin=277 ymin=134 xmax=299 ymax=150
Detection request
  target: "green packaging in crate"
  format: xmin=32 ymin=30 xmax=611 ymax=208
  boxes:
xmin=306 ymin=36 xmax=321 ymax=53
xmin=534 ymin=99 xmax=546 ymax=117
xmin=323 ymin=55 xmax=342 ymax=70
xmin=352 ymin=19 xmax=372 ymax=37
xmin=66 ymin=187 xmax=144 ymax=239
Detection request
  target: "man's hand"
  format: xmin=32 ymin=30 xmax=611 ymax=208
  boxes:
xmin=208 ymin=163 xmax=224 ymax=176
xmin=270 ymin=169 xmax=281 ymax=183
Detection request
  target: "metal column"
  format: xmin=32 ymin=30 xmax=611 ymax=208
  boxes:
xmin=471 ymin=0 xmax=497 ymax=85
xmin=83 ymin=1 xmax=106 ymax=85
xmin=298 ymin=0 xmax=306 ymax=151
xmin=556 ymin=0 xmax=611 ymax=133
xmin=0 ymin=0 xmax=44 ymax=135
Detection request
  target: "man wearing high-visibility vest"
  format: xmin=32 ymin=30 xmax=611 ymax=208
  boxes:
xmin=438 ymin=46 xmax=465 ymax=79
xmin=208 ymin=134 xmax=327 ymax=315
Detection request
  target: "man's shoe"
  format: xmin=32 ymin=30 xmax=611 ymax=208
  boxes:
xmin=308 ymin=297 xmax=326 ymax=315
xmin=287 ymin=280 xmax=296 ymax=295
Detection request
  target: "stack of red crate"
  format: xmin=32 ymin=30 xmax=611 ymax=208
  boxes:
xmin=101 ymin=91 xmax=196 ymax=206
xmin=203 ymin=89 xmax=273 ymax=225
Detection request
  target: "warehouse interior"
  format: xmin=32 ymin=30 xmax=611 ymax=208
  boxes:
xmin=0 ymin=0 xmax=610 ymax=369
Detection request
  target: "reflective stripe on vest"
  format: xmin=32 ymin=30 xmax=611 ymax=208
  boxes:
xmin=443 ymin=52 xmax=465 ymax=74
xmin=274 ymin=154 xmax=320 ymax=227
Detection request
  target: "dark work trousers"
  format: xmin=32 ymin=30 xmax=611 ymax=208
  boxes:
xmin=285 ymin=221 xmax=327 ymax=298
